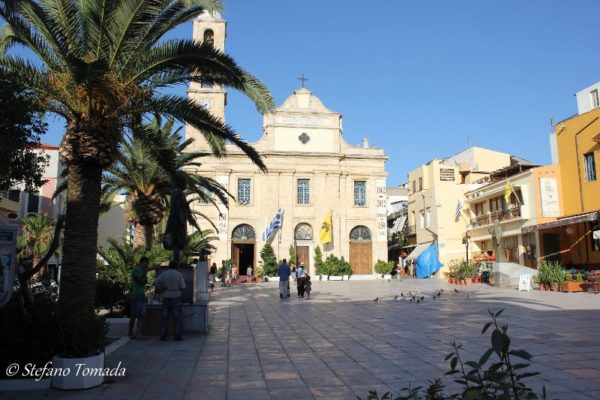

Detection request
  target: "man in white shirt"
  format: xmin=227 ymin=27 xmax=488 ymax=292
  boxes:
xmin=154 ymin=261 xmax=186 ymax=341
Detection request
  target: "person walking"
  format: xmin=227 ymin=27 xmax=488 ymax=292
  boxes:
xmin=154 ymin=261 xmax=186 ymax=341
xmin=277 ymin=259 xmax=290 ymax=299
xmin=208 ymin=262 xmax=217 ymax=293
xmin=246 ymin=265 xmax=253 ymax=283
xmin=129 ymin=257 xmax=149 ymax=339
xmin=220 ymin=260 xmax=227 ymax=287
xmin=296 ymin=262 xmax=306 ymax=298
xmin=304 ymin=274 xmax=312 ymax=299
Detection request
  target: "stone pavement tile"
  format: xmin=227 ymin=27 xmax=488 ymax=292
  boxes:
xmin=227 ymin=380 xmax=266 ymax=390
xmin=227 ymin=388 xmax=270 ymax=400
xmin=308 ymin=385 xmax=356 ymax=399
xmin=566 ymin=369 xmax=600 ymax=379
xmin=556 ymin=377 xmax=600 ymax=391
xmin=140 ymin=392 xmax=185 ymax=400
xmin=264 ymin=371 xmax=301 ymax=380
xmin=266 ymin=378 xmax=310 ymax=390
xmin=145 ymin=381 xmax=189 ymax=393
xmin=184 ymin=390 xmax=226 ymax=400
xmin=261 ymin=363 xmax=297 ymax=372
xmin=269 ymin=386 xmax=314 ymax=399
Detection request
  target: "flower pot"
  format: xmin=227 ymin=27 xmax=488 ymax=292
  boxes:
xmin=551 ymin=283 xmax=560 ymax=291
xmin=449 ymin=277 xmax=456 ymax=284
xmin=473 ymin=277 xmax=480 ymax=283
xmin=460 ymin=279 xmax=467 ymax=285
xmin=464 ymin=278 xmax=473 ymax=286
xmin=560 ymin=281 xmax=586 ymax=292
xmin=51 ymin=353 xmax=104 ymax=390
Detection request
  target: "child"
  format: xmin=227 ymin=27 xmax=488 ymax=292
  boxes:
xmin=304 ymin=274 xmax=312 ymax=299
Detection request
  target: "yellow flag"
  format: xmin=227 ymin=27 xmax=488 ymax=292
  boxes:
xmin=319 ymin=210 xmax=332 ymax=244
xmin=504 ymin=181 xmax=513 ymax=203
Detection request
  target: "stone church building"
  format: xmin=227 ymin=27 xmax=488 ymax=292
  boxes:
xmin=185 ymin=12 xmax=388 ymax=275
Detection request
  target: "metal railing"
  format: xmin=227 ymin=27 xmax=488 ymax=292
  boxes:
xmin=470 ymin=207 xmax=522 ymax=228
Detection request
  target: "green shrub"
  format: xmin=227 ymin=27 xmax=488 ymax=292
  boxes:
xmin=534 ymin=260 xmax=563 ymax=285
xmin=358 ymin=310 xmax=545 ymax=400
xmin=260 ymin=244 xmax=278 ymax=277
xmin=288 ymin=244 xmax=297 ymax=265
xmin=314 ymin=246 xmax=325 ymax=276
xmin=374 ymin=260 xmax=394 ymax=277
xmin=321 ymin=254 xmax=351 ymax=277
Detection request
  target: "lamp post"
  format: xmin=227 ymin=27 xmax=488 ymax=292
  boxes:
xmin=462 ymin=231 xmax=470 ymax=263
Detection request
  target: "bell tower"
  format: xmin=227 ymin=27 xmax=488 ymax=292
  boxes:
xmin=186 ymin=11 xmax=227 ymax=149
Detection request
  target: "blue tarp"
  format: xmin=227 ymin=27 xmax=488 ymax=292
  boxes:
xmin=415 ymin=242 xmax=443 ymax=279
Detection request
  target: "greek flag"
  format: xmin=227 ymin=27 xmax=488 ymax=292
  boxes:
xmin=455 ymin=199 xmax=463 ymax=220
xmin=263 ymin=208 xmax=284 ymax=241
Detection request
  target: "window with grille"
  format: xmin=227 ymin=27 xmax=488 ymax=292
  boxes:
xmin=237 ymin=178 xmax=251 ymax=205
xmin=297 ymin=179 xmax=310 ymax=205
xmin=591 ymin=89 xmax=600 ymax=109
xmin=584 ymin=153 xmax=596 ymax=182
xmin=354 ymin=181 xmax=367 ymax=206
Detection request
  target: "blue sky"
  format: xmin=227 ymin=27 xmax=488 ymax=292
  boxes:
xmin=32 ymin=0 xmax=600 ymax=186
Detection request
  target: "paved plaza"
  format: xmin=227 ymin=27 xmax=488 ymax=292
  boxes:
xmin=4 ymin=279 xmax=600 ymax=400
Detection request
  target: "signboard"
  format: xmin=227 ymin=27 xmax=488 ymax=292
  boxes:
xmin=540 ymin=177 xmax=560 ymax=217
xmin=376 ymin=179 xmax=387 ymax=241
xmin=216 ymin=175 xmax=229 ymax=241
xmin=439 ymin=168 xmax=456 ymax=181
xmin=0 ymin=226 xmax=18 ymax=307
xmin=518 ymin=274 xmax=532 ymax=291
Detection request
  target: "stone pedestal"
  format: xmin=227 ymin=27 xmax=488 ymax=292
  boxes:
xmin=194 ymin=260 xmax=210 ymax=303
xmin=143 ymin=302 xmax=210 ymax=336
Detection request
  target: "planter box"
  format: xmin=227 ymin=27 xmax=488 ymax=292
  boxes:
xmin=52 ymin=353 xmax=104 ymax=390
xmin=560 ymin=281 xmax=586 ymax=292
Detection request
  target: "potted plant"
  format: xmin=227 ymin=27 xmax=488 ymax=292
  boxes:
xmin=52 ymin=308 xmax=108 ymax=390
xmin=459 ymin=261 xmax=477 ymax=286
xmin=534 ymin=260 xmax=562 ymax=291
xmin=560 ymin=271 xmax=586 ymax=292
xmin=374 ymin=260 xmax=393 ymax=279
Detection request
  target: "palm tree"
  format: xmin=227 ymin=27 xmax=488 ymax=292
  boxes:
xmin=0 ymin=1 xmax=273 ymax=314
xmin=17 ymin=213 xmax=55 ymax=280
xmin=102 ymin=116 xmax=230 ymax=250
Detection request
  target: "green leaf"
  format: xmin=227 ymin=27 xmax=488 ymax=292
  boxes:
xmin=495 ymin=308 xmax=505 ymax=318
xmin=463 ymin=387 xmax=481 ymax=400
xmin=479 ymin=348 xmax=494 ymax=366
xmin=450 ymin=357 xmax=458 ymax=371
xmin=517 ymin=372 xmax=540 ymax=380
xmin=492 ymin=329 xmax=504 ymax=355
xmin=465 ymin=361 xmax=479 ymax=368
xmin=445 ymin=352 xmax=454 ymax=361
xmin=509 ymin=349 xmax=533 ymax=360
xmin=512 ymin=363 xmax=530 ymax=370
xmin=482 ymin=321 xmax=493 ymax=334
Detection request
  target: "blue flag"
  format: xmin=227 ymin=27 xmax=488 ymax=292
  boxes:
xmin=262 ymin=209 xmax=284 ymax=241
xmin=415 ymin=242 xmax=443 ymax=279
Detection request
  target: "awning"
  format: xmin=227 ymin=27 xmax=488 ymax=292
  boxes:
xmin=406 ymin=241 xmax=433 ymax=261
xmin=522 ymin=211 xmax=600 ymax=233
xmin=389 ymin=215 xmax=407 ymax=235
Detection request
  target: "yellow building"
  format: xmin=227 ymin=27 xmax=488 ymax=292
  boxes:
xmin=531 ymin=82 xmax=600 ymax=267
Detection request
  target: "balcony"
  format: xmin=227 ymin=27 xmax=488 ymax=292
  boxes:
xmin=469 ymin=207 xmax=522 ymax=229
xmin=405 ymin=224 xmax=416 ymax=236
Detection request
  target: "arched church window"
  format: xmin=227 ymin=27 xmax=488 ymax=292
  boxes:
xmin=203 ymin=29 xmax=214 ymax=46
xmin=349 ymin=225 xmax=371 ymax=241
xmin=232 ymin=224 xmax=256 ymax=240
xmin=294 ymin=223 xmax=313 ymax=240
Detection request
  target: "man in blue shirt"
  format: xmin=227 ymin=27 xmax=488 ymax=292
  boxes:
xmin=277 ymin=259 xmax=290 ymax=299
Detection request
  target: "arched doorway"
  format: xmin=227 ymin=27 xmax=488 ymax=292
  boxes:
xmin=294 ymin=223 xmax=313 ymax=273
xmin=231 ymin=224 xmax=256 ymax=276
xmin=349 ymin=225 xmax=372 ymax=275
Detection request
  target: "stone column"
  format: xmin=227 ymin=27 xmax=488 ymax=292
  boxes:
xmin=194 ymin=250 xmax=210 ymax=303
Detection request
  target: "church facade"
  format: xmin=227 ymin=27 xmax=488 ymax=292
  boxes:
xmin=185 ymin=12 xmax=388 ymax=275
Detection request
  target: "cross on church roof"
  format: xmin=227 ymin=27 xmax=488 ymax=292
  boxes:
xmin=297 ymin=73 xmax=308 ymax=88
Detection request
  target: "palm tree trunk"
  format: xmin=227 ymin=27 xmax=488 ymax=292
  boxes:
xmin=59 ymin=163 xmax=102 ymax=314
xmin=133 ymin=223 xmax=153 ymax=250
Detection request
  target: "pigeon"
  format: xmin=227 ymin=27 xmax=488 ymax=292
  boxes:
xmin=454 ymin=288 xmax=459 ymax=293
xmin=432 ymin=295 xmax=436 ymax=300
xmin=374 ymin=297 xmax=379 ymax=303
xmin=409 ymin=298 xmax=413 ymax=302
xmin=420 ymin=296 xmax=425 ymax=301
xmin=437 ymin=291 xmax=442 ymax=297
xmin=417 ymin=299 xmax=420 ymax=304
xmin=412 ymin=295 xmax=416 ymax=301
xmin=393 ymin=295 xmax=398 ymax=301
xmin=466 ymin=293 xmax=471 ymax=299
xmin=400 ymin=292 xmax=405 ymax=297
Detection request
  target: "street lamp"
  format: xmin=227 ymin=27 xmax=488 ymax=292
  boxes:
xmin=462 ymin=231 xmax=470 ymax=263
